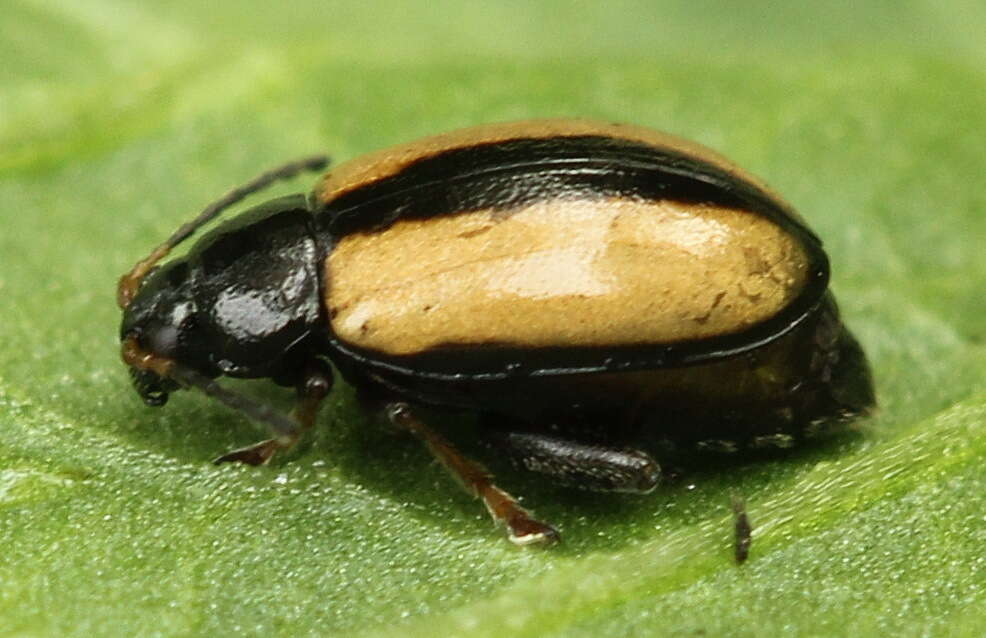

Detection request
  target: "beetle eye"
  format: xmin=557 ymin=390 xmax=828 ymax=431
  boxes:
xmin=147 ymin=324 xmax=180 ymax=356
xmin=145 ymin=301 xmax=197 ymax=357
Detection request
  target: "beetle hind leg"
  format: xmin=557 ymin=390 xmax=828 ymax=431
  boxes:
xmin=213 ymin=361 xmax=333 ymax=466
xmin=482 ymin=425 xmax=661 ymax=494
xmin=386 ymin=402 xmax=559 ymax=546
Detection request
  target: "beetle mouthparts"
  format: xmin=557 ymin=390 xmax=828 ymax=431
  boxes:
xmin=121 ymin=336 xmax=180 ymax=406
xmin=129 ymin=367 xmax=172 ymax=406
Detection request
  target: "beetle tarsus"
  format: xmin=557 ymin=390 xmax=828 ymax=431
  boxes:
xmin=214 ymin=439 xmax=281 ymax=466
xmin=386 ymin=402 xmax=560 ymax=546
xmin=484 ymin=484 xmax=560 ymax=547
xmin=508 ymin=521 xmax=560 ymax=547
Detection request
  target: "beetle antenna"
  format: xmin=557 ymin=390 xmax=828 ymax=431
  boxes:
xmin=117 ymin=154 xmax=330 ymax=309
xmin=169 ymin=364 xmax=300 ymax=442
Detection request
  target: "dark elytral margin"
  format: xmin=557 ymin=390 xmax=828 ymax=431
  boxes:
xmin=316 ymin=136 xmax=822 ymax=247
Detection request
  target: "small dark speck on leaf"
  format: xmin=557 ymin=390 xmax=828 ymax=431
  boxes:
xmin=732 ymin=494 xmax=752 ymax=565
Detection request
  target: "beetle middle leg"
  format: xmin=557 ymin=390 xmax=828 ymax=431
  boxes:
xmin=213 ymin=360 xmax=333 ymax=466
xmin=385 ymin=402 xmax=560 ymax=546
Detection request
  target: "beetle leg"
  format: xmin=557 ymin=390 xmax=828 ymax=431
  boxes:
xmin=482 ymin=428 xmax=661 ymax=494
xmin=385 ymin=402 xmax=559 ymax=546
xmin=213 ymin=361 xmax=333 ymax=466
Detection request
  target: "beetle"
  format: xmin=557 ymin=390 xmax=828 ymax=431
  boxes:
xmin=118 ymin=119 xmax=874 ymax=546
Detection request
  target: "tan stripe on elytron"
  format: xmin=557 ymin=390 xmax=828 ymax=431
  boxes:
xmin=314 ymin=119 xmax=790 ymax=212
xmin=326 ymin=197 xmax=810 ymax=355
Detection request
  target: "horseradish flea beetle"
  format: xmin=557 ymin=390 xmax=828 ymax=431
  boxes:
xmin=118 ymin=119 xmax=874 ymax=546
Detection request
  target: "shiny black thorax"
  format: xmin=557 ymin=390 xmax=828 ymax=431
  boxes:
xmin=121 ymin=195 xmax=327 ymax=390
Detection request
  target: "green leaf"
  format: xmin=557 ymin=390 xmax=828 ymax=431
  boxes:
xmin=2 ymin=2 xmax=984 ymax=636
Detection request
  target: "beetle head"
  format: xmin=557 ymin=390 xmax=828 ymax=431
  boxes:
xmin=119 ymin=258 xmax=213 ymax=406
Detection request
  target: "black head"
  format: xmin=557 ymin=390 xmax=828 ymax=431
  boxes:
xmin=119 ymin=258 xmax=212 ymax=406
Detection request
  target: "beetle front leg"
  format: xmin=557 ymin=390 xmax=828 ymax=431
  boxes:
xmin=482 ymin=427 xmax=661 ymax=494
xmin=213 ymin=360 xmax=333 ymax=466
xmin=386 ymin=402 xmax=559 ymax=546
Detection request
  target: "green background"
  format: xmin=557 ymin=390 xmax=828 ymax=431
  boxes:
xmin=2 ymin=1 xmax=984 ymax=636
